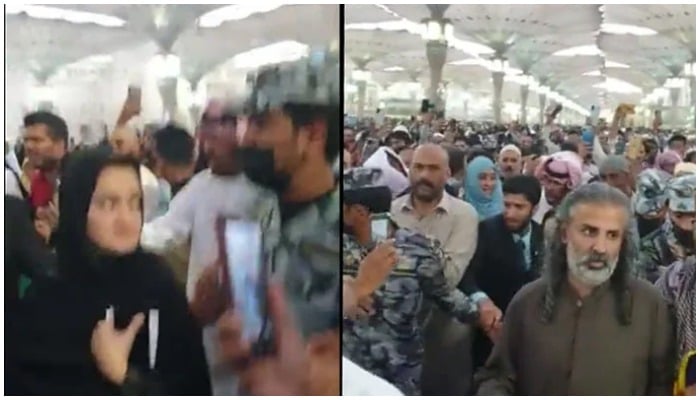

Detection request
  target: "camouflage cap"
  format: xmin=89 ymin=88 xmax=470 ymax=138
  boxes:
xmin=245 ymin=47 xmax=339 ymax=113
xmin=343 ymin=167 xmax=391 ymax=213
xmin=343 ymin=167 xmax=383 ymax=190
xmin=667 ymin=173 xmax=696 ymax=213
xmin=634 ymin=169 xmax=672 ymax=215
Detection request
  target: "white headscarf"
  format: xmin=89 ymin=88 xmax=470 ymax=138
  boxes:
xmin=363 ymin=146 xmax=409 ymax=198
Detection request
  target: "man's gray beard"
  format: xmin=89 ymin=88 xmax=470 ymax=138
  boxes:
xmin=566 ymin=244 xmax=618 ymax=287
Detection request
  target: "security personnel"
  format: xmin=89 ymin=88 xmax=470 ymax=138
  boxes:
xmin=342 ymin=167 xmax=488 ymax=395
xmin=637 ymin=173 xmax=696 ymax=283
xmin=217 ymin=47 xmax=341 ymax=395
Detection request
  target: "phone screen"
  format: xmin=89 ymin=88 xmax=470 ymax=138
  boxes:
xmin=127 ymin=86 xmax=142 ymax=107
xmin=224 ymin=219 xmax=264 ymax=342
xmin=371 ymin=213 xmax=390 ymax=242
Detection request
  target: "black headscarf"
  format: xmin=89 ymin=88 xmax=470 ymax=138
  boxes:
xmin=55 ymin=146 xmax=146 ymax=281
xmin=7 ymin=147 xmax=211 ymax=395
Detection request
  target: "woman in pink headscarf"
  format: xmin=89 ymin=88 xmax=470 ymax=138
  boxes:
xmin=655 ymin=150 xmax=683 ymax=175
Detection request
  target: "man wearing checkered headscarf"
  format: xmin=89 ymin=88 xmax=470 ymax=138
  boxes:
xmin=532 ymin=151 xmax=584 ymax=227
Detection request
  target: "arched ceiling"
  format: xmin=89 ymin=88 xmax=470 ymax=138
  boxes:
xmin=7 ymin=5 xmax=339 ymax=84
xmin=345 ymin=4 xmax=695 ymax=112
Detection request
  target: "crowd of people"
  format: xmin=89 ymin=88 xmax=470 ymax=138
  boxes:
xmin=5 ymin=52 xmax=342 ymax=396
xmin=342 ymin=102 xmax=696 ymax=396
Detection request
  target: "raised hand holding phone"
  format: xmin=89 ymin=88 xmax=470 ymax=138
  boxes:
xmin=215 ymin=216 xmax=270 ymax=353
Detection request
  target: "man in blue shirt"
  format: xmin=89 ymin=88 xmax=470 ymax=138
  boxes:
xmin=459 ymin=175 xmax=545 ymax=373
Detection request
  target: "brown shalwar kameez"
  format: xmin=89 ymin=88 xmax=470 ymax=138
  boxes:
xmin=475 ymin=278 xmax=675 ymax=396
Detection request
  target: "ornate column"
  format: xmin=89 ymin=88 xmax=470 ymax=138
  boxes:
xmin=539 ymin=93 xmax=546 ymax=125
xmin=670 ymin=86 xmax=681 ymax=127
xmin=519 ymin=83 xmax=529 ymax=124
xmin=426 ymin=40 xmax=447 ymax=110
xmin=492 ymin=70 xmax=505 ymax=124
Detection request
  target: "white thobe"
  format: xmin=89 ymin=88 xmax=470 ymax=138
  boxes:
xmin=141 ymin=169 xmax=279 ymax=395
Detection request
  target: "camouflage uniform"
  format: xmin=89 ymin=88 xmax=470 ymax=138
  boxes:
xmin=244 ymin=49 xmax=341 ymax=343
xmin=632 ymin=169 xmax=671 ymax=219
xmin=637 ymin=174 xmax=695 ymax=283
xmin=656 ymin=255 xmax=695 ymax=363
xmin=342 ymin=230 xmax=485 ymax=395
xmin=271 ymin=186 xmax=340 ymax=339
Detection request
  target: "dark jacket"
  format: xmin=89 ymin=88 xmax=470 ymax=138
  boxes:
xmin=458 ymin=214 xmax=544 ymax=369
xmin=4 ymin=196 xmax=57 ymax=313
xmin=6 ymin=148 xmax=211 ymax=395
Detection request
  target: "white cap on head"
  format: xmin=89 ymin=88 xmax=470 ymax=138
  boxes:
xmin=499 ymin=144 xmax=522 ymax=157
xmin=393 ymin=125 xmax=409 ymax=133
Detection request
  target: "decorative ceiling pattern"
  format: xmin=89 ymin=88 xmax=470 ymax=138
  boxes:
xmin=7 ymin=4 xmax=339 ymax=84
xmin=345 ymin=4 xmax=695 ymax=111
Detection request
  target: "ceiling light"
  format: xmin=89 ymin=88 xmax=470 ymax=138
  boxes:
xmin=6 ymin=5 xmax=125 ymax=27
xmin=383 ymin=66 xmax=405 ymax=72
xmin=605 ymin=60 xmax=630 ymax=69
xmin=232 ymin=40 xmax=309 ymax=70
xmin=449 ymin=59 xmax=483 ymax=66
xmin=583 ymin=70 xmax=602 ymax=76
xmin=346 ymin=20 xmax=494 ymax=55
xmin=199 ymin=4 xmax=284 ymax=28
xmin=553 ymin=45 xmax=603 ymax=57
xmin=30 ymin=85 xmax=55 ymax=102
xmin=601 ymin=23 xmax=657 ymax=36
xmin=345 ymin=20 xmax=419 ymax=33
xmin=593 ymin=77 xmax=642 ymax=94
xmin=83 ymin=54 xmax=114 ymax=64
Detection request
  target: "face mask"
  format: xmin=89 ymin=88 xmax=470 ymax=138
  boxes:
xmin=636 ymin=216 xmax=663 ymax=238
xmin=566 ymin=243 xmax=618 ymax=287
xmin=673 ymin=223 xmax=695 ymax=250
xmin=237 ymin=147 xmax=291 ymax=194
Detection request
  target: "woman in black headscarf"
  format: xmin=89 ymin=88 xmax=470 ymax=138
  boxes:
xmin=6 ymin=147 xmax=211 ymax=395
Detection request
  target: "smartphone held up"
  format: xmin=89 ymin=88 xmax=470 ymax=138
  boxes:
xmin=218 ymin=217 xmax=270 ymax=352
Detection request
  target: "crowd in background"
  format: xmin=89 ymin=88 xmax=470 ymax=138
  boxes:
xmin=341 ymin=101 xmax=696 ymax=396
xmin=5 ymin=50 xmax=342 ymax=397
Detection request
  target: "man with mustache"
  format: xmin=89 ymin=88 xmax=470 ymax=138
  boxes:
xmin=216 ymin=49 xmax=341 ymax=395
xmin=392 ymin=144 xmax=495 ymax=395
xmin=497 ymin=145 xmax=522 ymax=181
xmin=475 ymin=183 xmax=674 ymax=395
xmin=343 ymin=167 xmax=493 ymax=395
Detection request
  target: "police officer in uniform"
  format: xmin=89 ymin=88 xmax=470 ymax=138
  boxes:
xmin=637 ymin=173 xmax=696 ymax=283
xmin=342 ymin=167 xmax=489 ymax=395
xmin=216 ymin=47 xmax=341 ymax=395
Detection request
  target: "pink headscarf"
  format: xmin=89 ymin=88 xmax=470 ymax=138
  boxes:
xmin=655 ymin=150 xmax=682 ymax=175
xmin=534 ymin=151 xmax=584 ymax=189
